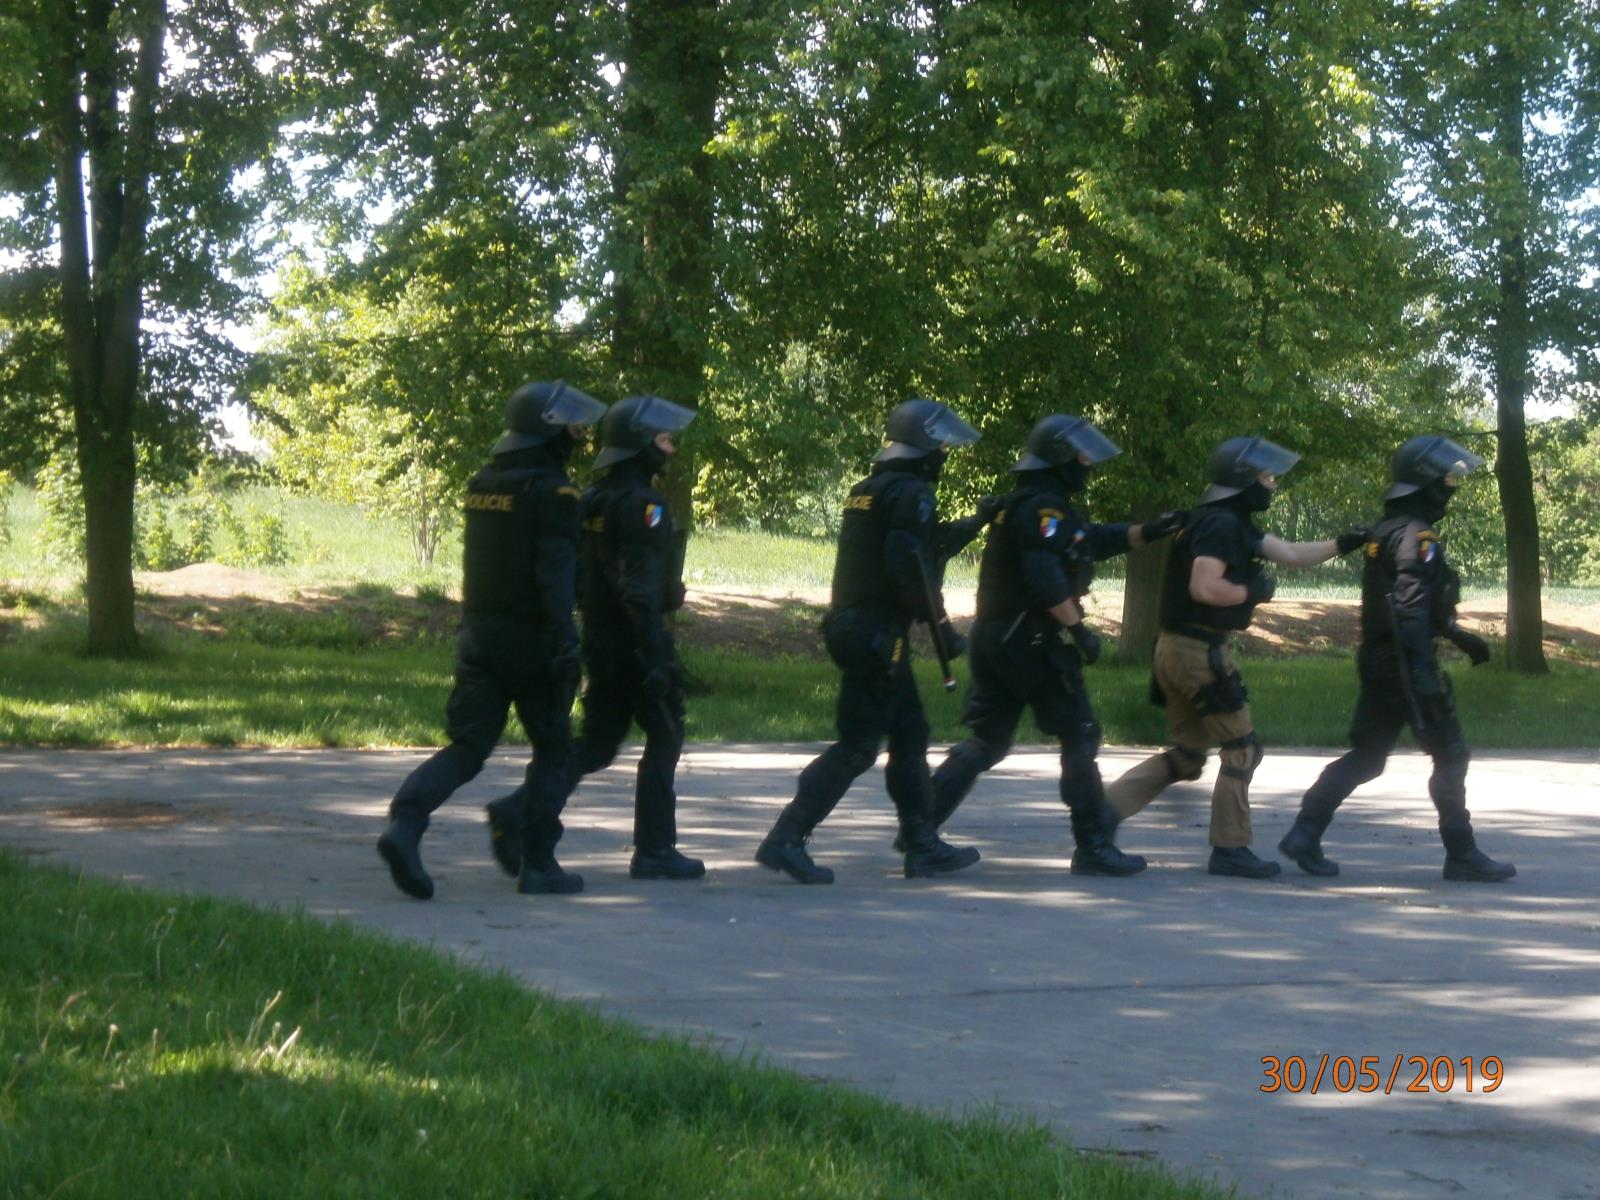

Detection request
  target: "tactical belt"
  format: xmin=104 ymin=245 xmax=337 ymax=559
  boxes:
xmin=1164 ymin=623 xmax=1228 ymax=648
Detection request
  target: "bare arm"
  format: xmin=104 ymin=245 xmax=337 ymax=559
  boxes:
xmin=1047 ymin=597 xmax=1084 ymax=626
xmin=1190 ymin=555 xmax=1247 ymax=605
xmin=1259 ymin=534 xmax=1338 ymax=569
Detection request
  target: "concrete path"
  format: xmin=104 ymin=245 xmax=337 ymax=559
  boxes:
xmin=2 ymin=745 xmax=1597 ymax=1199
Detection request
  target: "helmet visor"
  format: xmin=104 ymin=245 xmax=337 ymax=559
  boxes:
xmin=544 ymin=382 xmax=607 ymax=429
xmin=1427 ymin=437 xmax=1485 ymax=486
xmin=921 ymin=406 xmax=980 ymax=449
xmin=629 ymin=394 xmax=697 ymax=436
xmin=1243 ymin=438 xmax=1300 ymax=479
xmin=1064 ymin=419 xmax=1121 ymax=464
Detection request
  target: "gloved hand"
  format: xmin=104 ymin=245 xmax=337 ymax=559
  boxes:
xmin=1336 ymin=526 xmax=1372 ymax=556
xmin=937 ymin=618 xmax=967 ymax=660
xmin=1068 ymin=621 xmax=1102 ymax=665
xmin=1448 ymin=626 xmax=1491 ymax=666
xmin=1246 ymin=573 xmax=1276 ymax=605
xmin=639 ymin=652 xmax=676 ymax=701
xmin=975 ymin=495 xmax=1005 ymax=525
xmin=1139 ymin=510 xmax=1186 ymax=542
xmin=552 ymin=644 xmax=582 ymax=689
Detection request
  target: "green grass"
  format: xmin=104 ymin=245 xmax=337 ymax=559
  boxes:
xmin=0 ymin=853 xmax=1223 ymax=1199
xmin=0 ymin=622 xmax=1593 ymax=748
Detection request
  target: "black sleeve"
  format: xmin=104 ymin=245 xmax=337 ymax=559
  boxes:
xmin=534 ymin=483 xmax=581 ymax=650
xmin=935 ymin=512 xmax=986 ymax=561
xmin=615 ymin=489 xmax=676 ymax=661
xmin=884 ymin=479 xmax=939 ymax=620
xmin=1187 ymin=509 xmax=1253 ymax=567
xmin=1080 ymin=520 xmax=1134 ymax=563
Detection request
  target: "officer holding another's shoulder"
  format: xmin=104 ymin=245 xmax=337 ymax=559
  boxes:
xmin=1103 ymin=436 xmax=1369 ymax=879
xmin=755 ymin=398 xmax=995 ymax=884
xmin=927 ymin=414 xmax=1183 ymax=875
xmin=377 ymin=380 xmax=605 ymax=900
xmin=487 ymin=394 xmax=704 ymax=885
xmin=1279 ymin=436 xmax=1514 ymax=882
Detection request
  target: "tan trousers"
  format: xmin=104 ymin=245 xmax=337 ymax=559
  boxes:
xmin=1106 ymin=632 xmax=1258 ymax=847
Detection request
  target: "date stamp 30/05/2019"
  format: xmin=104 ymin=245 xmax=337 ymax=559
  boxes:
xmin=1260 ymin=1055 xmax=1504 ymax=1095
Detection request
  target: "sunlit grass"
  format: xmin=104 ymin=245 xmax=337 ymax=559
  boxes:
xmin=0 ymin=853 xmax=1227 ymax=1199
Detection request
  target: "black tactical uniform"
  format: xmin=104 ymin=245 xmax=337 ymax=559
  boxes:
xmin=930 ymin=414 xmax=1180 ymax=875
xmin=487 ymin=394 xmax=704 ymax=881
xmin=755 ymin=399 xmax=990 ymax=884
xmin=1280 ymin=436 xmax=1515 ymax=882
xmin=376 ymin=380 xmax=605 ymax=900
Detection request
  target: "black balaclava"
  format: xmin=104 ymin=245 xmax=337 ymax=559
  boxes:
xmin=915 ymin=447 xmax=949 ymax=482
xmin=1239 ymin=480 xmax=1275 ymax=513
xmin=639 ymin=440 xmax=671 ymax=476
xmin=1390 ymin=479 xmax=1455 ymax=525
xmin=1055 ymin=459 xmax=1091 ymax=495
xmin=545 ymin=428 xmax=580 ymax=465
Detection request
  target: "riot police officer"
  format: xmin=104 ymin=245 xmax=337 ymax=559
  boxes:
xmin=1279 ymin=436 xmax=1514 ymax=882
xmin=755 ymin=398 xmax=994 ymax=884
xmin=1103 ymin=436 xmax=1369 ymax=879
xmin=376 ymin=379 xmax=605 ymax=900
xmin=927 ymin=414 xmax=1184 ymax=875
xmin=487 ymin=394 xmax=704 ymax=882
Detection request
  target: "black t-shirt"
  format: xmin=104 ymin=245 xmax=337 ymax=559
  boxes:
xmin=1159 ymin=504 xmax=1266 ymax=632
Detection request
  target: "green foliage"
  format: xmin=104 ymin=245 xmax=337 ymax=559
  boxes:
xmin=217 ymin=500 xmax=292 ymax=569
xmin=0 ymin=469 xmax=11 ymax=547
xmin=33 ymin=452 xmax=85 ymax=567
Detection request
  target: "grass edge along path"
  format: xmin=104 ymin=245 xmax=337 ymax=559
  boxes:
xmin=0 ymin=853 xmax=1228 ymax=1200
xmin=0 ymin=631 xmax=1595 ymax=749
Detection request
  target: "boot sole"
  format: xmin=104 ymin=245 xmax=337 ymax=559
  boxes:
xmin=1443 ymin=863 xmax=1516 ymax=882
xmin=630 ymin=864 xmax=707 ymax=880
xmin=376 ymin=836 xmax=434 ymax=900
xmin=754 ymin=846 xmax=833 ymax=884
xmin=903 ymin=848 xmax=981 ymax=878
xmin=1071 ymin=859 xmax=1148 ymax=876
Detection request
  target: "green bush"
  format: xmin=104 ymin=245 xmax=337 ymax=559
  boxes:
xmin=34 ymin=452 xmax=86 ymax=566
xmin=0 ymin=469 xmax=12 ymax=548
xmin=219 ymin=499 xmax=292 ymax=567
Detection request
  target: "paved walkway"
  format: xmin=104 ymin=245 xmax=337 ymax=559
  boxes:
xmin=2 ymin=745 xmax=1597 ymax=1199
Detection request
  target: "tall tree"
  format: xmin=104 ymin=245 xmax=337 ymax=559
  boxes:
xmin=1383 ymin=0 xmax=1600 ymax=673
xmin=0 ymin=0 xmax=291 ymax=653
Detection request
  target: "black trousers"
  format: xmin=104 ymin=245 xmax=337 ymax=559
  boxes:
xmin=931 ymin=616 xmax=1103 ymax=828
xmin=1300 ymin=644 xmax=1473 ymax=849
xmin=561 ymin=627 xmax=686 ymax=852
xmin=787 ymin=608 xmax=933 ymax=832
xmin=389 ymin=616 xmax=575 ymax=858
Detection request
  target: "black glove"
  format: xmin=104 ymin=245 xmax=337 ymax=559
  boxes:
xmin=638 ymin=652 xmax=676 ymax=701
xmin=552 ymin=644 xmax=582 ymax=689
xmin=937 ymin=618 xmax=967 ymax=660
xmin=1448 ymin=626 xmax=1491 ymax=666
xmin=1246 ymin=573 xmax=1276 ymax=605
xmin=1336 ymin=526 xmax=1372 ymax=556
xmin=975 ymin=495 xmax=1005 ymax=525
xmin=1068 ymin=621 xmax=1102 ymax=665
xmin=1139 ymin=510 xmax=1186 ymax=542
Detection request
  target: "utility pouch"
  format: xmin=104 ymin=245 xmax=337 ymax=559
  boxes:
xmin=1192 ymin=644 xmax=1249 ymax=715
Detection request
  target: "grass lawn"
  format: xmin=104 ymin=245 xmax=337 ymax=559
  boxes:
xmin=0 ymin=853 xmax=1225 ymax=1199
xmin=0 ymin=623 xmax=1594 ymax=748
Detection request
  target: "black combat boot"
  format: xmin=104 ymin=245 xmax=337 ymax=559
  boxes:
xmin=1208 ymin=845 xmax=1282 ymax=879
xmin=1068 ymin=805 xmax=1147 ymax=876
xmin=630 ymin=846 xmax=707 ymax=880
xmin=1278 ymin=814 xmax=1339 ymax=877
xmin=376 ymin=819 xmax=434 ymax=900
xmin=484 ymin=796 xmax=521 ymax=877
xmin=899 ymin=817 xmax=981 ymax=878
xmin=517 ymin=849 xmax=584 ymax=894
xmin=1441 ymin=826 xmax=1516 ymax=882
xmin=756 ymin=812 xmax=834 ymax=884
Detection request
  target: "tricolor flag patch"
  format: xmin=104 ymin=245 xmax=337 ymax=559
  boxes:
xmin=1039 ymin=507 xmax=1063 ymax=539
xmin=644 ymin=503 xmax=664 ymax=528
xmin=1418 ymin=531 xmax=1438 ymax=563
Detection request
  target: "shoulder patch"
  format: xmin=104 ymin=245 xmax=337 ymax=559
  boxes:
xmin=643 ymin=502 xmax=665 ymax=529
xmin=1038 ymin=507 xmax=1064 ymax=539
xmin=556 ymin=486 xmax=581 ymax=499
xmin=1417 ymin=531 xmax=1438 ymax=563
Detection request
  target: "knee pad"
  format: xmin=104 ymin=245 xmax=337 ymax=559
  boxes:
xmin=1164 ymin=745 xmax=1207 ymax=782
xmin=1219 ymin=733 xmax=1263 ymax=783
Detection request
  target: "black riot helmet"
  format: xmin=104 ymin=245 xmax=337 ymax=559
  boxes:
xmin=492 ymin=380 xmax=607 ymax=455
xmin=1200 ymin=436 xmax=1301 ymax=503
xmin=593 ymin=393 xmax=697 ymax=470
xmin=1383 ymin=435 xmax=1485 ymax=501
xmin=1012 ymin=414 xmax=1121 ymax=472
xmin=873 ymin=397 xmax=981 ymax=462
